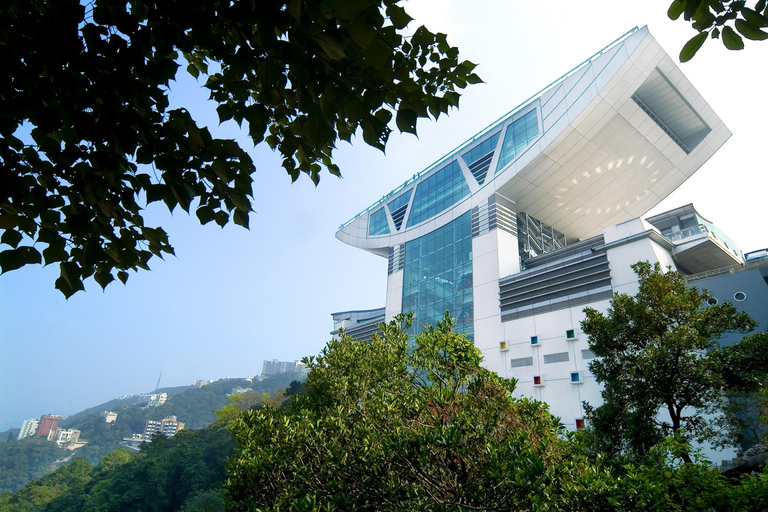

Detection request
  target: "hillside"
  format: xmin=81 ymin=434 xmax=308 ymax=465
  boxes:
xmin=0 ymin=373 xmax=305 ymax=493
xmin=58 ymin=384 xmax=193 ymax=426
xmin=0 ymin=426 xmax=234 ymax=512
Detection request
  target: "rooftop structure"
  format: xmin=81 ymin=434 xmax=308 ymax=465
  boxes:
xmin=332 ymin=27 xmax=765 ymax=462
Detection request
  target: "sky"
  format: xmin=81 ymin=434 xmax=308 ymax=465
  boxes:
xmin=2 ymin=1 xmax=767 ymax=431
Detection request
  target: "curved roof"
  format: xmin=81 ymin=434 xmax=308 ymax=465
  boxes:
xmin=337 ymin=26 xmax=730 ymax=255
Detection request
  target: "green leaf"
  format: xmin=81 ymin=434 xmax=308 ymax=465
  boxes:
xmin=117 ymin=271 xmax=129 ymax=284
xmin=55 ymin=275 xmax=83 ymax=299
xmin=314 ymin=34 xmax=347 ymax=60
xmin=735 ymin=18 xmax=768 ymax=40
xmin=94 ymin=269 xmax=115 ymax=290
xmin=679 ymin=31 xmax=708 ymax=61
xmin=0 ymin=215 xmax=18 ymax=230
xmin=1 ymin=230 xmax=22 ymax=248
xmin=722 ymin=25 xmax=746 ymax=49
xmin=668 ymin=1 xmax=686 ymax=20
xmin=350 ymin=19 xmax=377 ymax=49
xmin=43 ymin=239 xmax=68 ymax=265
xmin=217 ymin=103 xmax=234 ymax=123
xmin=742 ymin=8 xmax=768 ymax=28
xmin=396 ymin=109 xmax=418 ymax=135
xmin=60 ymin=261 xmax=81 ymax=288
xmin=0 ymin=249 xmax=25 ymax=273
xmin=196 ymin=205 xmax=216 ymax=225
xmin=232 ymin=209 xmax=250 ymax=229
xmin=229 ymin=193 xmax=252 ymax=212
xmin=387 ymin=5 xmax=413 ymax=29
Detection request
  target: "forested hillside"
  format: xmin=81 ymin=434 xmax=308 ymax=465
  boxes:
xmin=0 ymin=428 xmax=234 ymax=512
xmin=0 ymin=383 xmax=297 ymax=512
xmin=0 ymin=373 xmax=305 ymax=493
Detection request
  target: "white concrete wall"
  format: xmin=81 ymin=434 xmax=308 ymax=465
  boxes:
xmin=384 ymin=269 xmax=404 ymax=322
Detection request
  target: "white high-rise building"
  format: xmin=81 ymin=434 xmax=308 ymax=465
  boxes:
xmin=17 ymin=418 xmax=39 ymax=440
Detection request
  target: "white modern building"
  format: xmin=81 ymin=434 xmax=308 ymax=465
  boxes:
xmin=333 ymin=26 xmax=767 ymax=438
xmin=17 ymin=418 xmax=39 ymax=440
xmin=101 ymin=411 xmax=118 ymax=423
xmin=138 ymin=392 xmax=167 ymax=408
xmin=143 ymin=415 xmax=185 ymax=438
xmin=261 ymin=359 xmax=310 ymax=376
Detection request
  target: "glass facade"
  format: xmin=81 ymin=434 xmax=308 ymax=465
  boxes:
xmin=407 ymin=160 xmax=470 ymax=227
xmin=462 ymin=131 xmax=501 ymax=185
xmin=368 ymin=207 xmax=390 ymax=236
xmin=387 ymin=189 xmax=412 ymax=213
xmin=388 ymin=188 xmax=413 ymax=231
xmin=495 ymin=109 xmax=539 ymax=173
xmin=402 ymin=211 xmax=474 ymax=339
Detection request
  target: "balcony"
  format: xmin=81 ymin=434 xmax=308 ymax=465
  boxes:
xmin=664 ymin=224 xmax=743 ymax=274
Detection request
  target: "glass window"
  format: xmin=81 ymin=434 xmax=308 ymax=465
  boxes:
xmin=407 ymin=161 xmax=470 ymax=227
xmin=462 ymin=131 xmax=501 ymax=185
xmin=368 ymin=207 xmax=389 ymax=236
xmin=402 ymin=212 xmax=473 ymax=339
xmin=387 ymin=189 xmax=412 ymax=213
xmin=495 ymin=108 xmax=539 ymax=173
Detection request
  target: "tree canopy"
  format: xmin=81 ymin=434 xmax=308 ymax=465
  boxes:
xmin=225 ymin=313 xmax=591 ymax=511
xmin=670 ymin=1 xmax=768 ymax=61
xmin=0 ymin=0 xmax=479 ymax=296
xmin=581 ymin=261 xmax=767 ymax=463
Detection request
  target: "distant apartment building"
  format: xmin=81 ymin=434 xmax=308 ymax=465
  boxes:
xmin=54 ymin=428 xmax=83 ymax=448
xmin=230 ymin=387 xmax=253 ymax=395
xmin=119 ymin=433 xmax=151 ymax=453
xmin=101 ymin=411 xmax=118 ymax=423
xmin=138 ymin=392 xmax=168 ymax=408
xmin=17 ymin=418 xmax=39 ymax=440
xmin=261 ymin=359 xmax=309 ymax=377
xmin=143 ymin=415 xmax=185 ymax=438
xmin=36 ymin=414 xmax=60 ymax=438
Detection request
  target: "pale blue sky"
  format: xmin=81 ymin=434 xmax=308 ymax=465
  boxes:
xmin=2 ymin=1 xmax=767 ymax=430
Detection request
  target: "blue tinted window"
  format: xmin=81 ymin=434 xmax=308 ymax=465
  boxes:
xmin=495 ymin=109 xmax=539 ymax=173
xmin=407 ymin=161 xmax=470 ymax=227
xmin=402 ymin=212 xmax=473 ymax=339
xmin=462 ymin=131 xmax=500 ymax=185
xmin=368 ymin=207 xmax=390 ymax=236
xmin=387 ymin=189 xmax=412 ymax=212
xmin=387 ymin=189 xmax=412 ymax=231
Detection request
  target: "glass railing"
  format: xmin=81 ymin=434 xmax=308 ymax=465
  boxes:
xmin=665 ymin=224 xmax=742 ymax=260
xmin=664 ymin=224 xmax=707 ymax=242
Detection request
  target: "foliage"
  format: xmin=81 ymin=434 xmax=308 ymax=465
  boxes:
xmin=213 ymin=389 xmax=287 ymax=427
xmin=0 ymin=439 xmax=66 ymax=494
xmin=0 ymin=0 xmax=479 ymax=296
xmin=225 ymin=313 xmax=594 ymax=511
xmin=0 ymin=427 xmax=234 ymax=512
xmin=669 ymin=1 xmax=768 ymax=61
xmin=0 ymin=374 xmax=300 ymax=494
xmin=0 ymin=457 xmax=93 ymax=512
xmin=581 ymin=261 xmax=765 ymax=463
xmin=577 ymin=434 xmax=768 ymax=511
